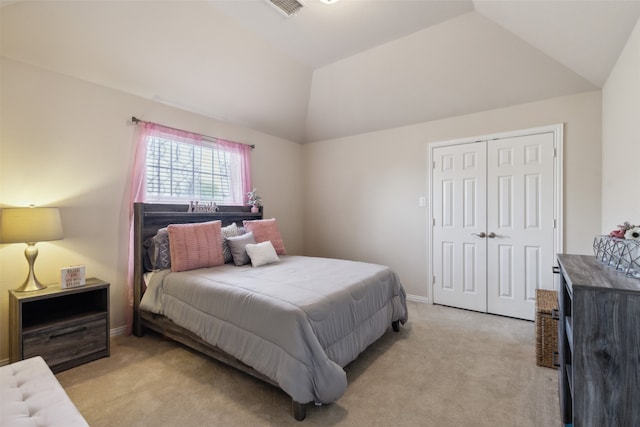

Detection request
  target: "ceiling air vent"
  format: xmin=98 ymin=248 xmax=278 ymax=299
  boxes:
xmin=266 ymin=0 xmax=304 ymax=17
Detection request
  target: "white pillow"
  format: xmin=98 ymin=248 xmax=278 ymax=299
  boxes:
xmin=245 ymin=241 xmax=280 ymax=267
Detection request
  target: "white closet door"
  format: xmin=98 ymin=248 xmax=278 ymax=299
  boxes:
xmin=430 ymin=128 xmax=559 ymax=320
xmin=432 ymin=142 xmax=487 ymax=312
xmin=486 ymin=132 xmax=556 ymax=320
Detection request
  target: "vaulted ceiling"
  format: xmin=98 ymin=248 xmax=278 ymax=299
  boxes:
xmin=2 ymin=0 xmax=639 ymax=142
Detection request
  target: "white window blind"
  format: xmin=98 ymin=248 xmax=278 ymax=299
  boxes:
xmin=145 ymin=135 xmax=234 ymax=202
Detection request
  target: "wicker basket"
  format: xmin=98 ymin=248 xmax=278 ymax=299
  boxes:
xmin=535 ymin=289 xmax=558 ymax=369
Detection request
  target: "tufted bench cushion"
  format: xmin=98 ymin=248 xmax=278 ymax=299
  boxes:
xmin=0 ymin=356 xmax=89 ymax=427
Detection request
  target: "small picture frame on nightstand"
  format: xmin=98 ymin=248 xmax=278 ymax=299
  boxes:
xmin=61 ymin=265 xmax=86 ymax=289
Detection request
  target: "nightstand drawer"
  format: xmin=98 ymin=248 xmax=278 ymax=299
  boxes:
xmin=23 ymin=313 xmax=107 ymax=368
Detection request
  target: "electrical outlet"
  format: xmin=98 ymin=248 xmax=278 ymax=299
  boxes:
xmin=419 ymin=196 xmax=427 ymax=207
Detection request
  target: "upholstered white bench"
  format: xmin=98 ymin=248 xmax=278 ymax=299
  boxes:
xmin=0 ymin=356 xmax=89 ymax=427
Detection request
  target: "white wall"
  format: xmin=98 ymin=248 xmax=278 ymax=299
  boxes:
xmin=602 ymin=17 xmax=640 ymax=232
xmin=303 ymin=91 xmax=602 ymax=300
xmin=0 ymin=58 xmax=304 ymax=362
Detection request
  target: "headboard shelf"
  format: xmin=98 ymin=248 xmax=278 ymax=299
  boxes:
xmin=140 ymin=203 xmax=262 ymax=213
xmin=143 ymin=211 xmax=263 ymax=219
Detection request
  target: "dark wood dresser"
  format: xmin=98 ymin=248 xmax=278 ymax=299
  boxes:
xmin=557 ymin=254 xmax=640 ymax=427
xmin=9 ymin=278 xmax=110 ymax=372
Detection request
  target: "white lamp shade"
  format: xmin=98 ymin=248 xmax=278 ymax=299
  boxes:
xmin=0 ymin=207 xmax=64 ymax=243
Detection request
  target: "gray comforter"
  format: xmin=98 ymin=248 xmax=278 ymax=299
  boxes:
xmin=140 ymin=255 xmax=408 ymax=404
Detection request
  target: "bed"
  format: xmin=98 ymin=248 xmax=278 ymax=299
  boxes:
xmin=133 ymin=202 xmax=408 ymax=421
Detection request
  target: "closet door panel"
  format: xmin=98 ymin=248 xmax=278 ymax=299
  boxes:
xmin=486 ymin=132 xmax=555 ymax=320
xmin=432 ymin=142 xmax=487 ymax=312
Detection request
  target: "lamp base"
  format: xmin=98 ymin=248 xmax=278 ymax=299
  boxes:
xmin=14 ymin=243 xmax=48 ymax=292
xmin=15 ymin=277 xmax=47 ymax=292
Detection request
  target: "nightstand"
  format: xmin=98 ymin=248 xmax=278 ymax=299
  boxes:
xmin=9 ymin=278 xmax=110 ymax=373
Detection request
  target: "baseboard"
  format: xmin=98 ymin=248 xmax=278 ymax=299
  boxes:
xmin=110 ymin=325 xmax=128 ymax=337
xmin=406 ymin=293 xmax=429 ymax=304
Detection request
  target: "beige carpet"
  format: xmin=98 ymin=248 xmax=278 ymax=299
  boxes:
xmin=56 ymin=301 xmax=560 ymax=426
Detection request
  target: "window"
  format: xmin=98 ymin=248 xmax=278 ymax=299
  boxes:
xmin=145 ymin=136 xmax=233 ymax=202
xmin=135 ymin=122 xmax=251 ymax=205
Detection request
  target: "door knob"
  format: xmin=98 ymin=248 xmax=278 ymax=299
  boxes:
xmin=487 ymin=232 xmax=496 ymax=238
xmin=472 ymin=232 xmax=486 ymax=238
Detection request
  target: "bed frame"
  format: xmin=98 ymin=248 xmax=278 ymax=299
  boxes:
xmin=132 ymin=202 xmax=400 ymax=421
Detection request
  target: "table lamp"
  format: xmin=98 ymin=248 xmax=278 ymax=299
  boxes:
xmin=0 ymin=206 xmax=64 ymax=292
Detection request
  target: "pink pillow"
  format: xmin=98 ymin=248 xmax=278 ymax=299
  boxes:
xmin=168 ymin=221 xmax=224 ymax=272
xmin=243 ymin=218 xmax=287 ymax=255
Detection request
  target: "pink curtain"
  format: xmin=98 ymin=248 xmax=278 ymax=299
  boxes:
xmin=217 ymin=138 xmax=252 ymax=204
xmin=125 ymin=122 xmax=251 ymax=333
xmin=125 ymin=123 xmax=155 ymax=334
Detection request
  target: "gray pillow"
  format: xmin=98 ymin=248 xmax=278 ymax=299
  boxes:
xmin=226 ymin=232 xmax=256 ymax=266
xmin=151 ymin=227 xmax=171 ymax=270
xmin=221 ymin=223 xmax=240 ymax=263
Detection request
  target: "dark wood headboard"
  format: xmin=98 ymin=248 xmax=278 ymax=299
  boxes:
xmin=132 ymin=202 xmax=263 ymax=335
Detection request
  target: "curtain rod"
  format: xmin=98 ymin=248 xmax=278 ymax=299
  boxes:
xmin=131 ymin=116 xmax=255 ymax=149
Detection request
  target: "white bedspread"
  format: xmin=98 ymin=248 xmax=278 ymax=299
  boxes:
xmin=141 ymin=255 xmax=408 ymax=404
